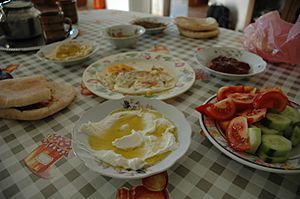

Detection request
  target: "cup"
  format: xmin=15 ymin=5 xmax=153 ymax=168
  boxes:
xmin=39 ymin=11 xmax=72 ymax=44
xmin=56 ymin=0 xmax=78 ymax=24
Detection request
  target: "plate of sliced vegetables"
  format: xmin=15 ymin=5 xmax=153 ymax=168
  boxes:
xmin=196 ymin=86 xmax=300 ymax=174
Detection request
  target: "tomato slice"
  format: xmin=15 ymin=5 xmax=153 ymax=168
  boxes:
xmin=217 ymin=86 xmax=244 ymax=101
xmin=239 ymin=108 xmax=267 ymax=123
xmin=227 ymin=116 xmax=250 ymax=152
xmin=227 ymin=93 xmax=255 ymax=111
xmin=253 ymin=88 xmax=288 ymax=112
xmin=205 ymin=98 xmax=237 ymax=121
xmin=217 ymin=85 xmax=257 ymax=101
xmin=195 ymin=103 xmax=213 ymax=115
xmin=218 ymin=120 xmax=231 ymax=133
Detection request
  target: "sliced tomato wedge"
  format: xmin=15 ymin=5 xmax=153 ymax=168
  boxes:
xmin=195 ymin=103 xmax=213 ymax=116
xmin=227 ymin=92 xmax=255 ymax=111
xmin=253 ymin=88 xmax=288 ymax=112
xmin=205 ymin=98 xmax=237 ymax=121
xmin=218 ymin=120 xmax=231 ymax=133
xmin=217 ymin=85 xmax=257 ymax=101
xmin=227 ymin=116 xmax=250 ymax=152
xmin=239 ymin=108 xmax=267 ymax=123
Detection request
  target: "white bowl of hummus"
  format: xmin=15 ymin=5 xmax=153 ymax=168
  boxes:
xmin=72 ymin=97 xmax=192 ymax=179
xmin=36 ymin=40 xmax=99 ymax=66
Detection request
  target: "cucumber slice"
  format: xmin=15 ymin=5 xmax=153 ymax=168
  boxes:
xmin=291 ymin=125 xmax=300 ymax=146
xmin=255 ymin=123 xmax=282 ymax=135
xmin=280 ymin=106 xmax=300 ymax=123
xmin=246 ymin=128 xmax=261 ymax=154
xmin=262 ymin=113 xmax=292 ymax=131
xmin=258 ymin=134 xmax=292 ymax=157
xmin=257 ymin=151 xmax=288 ymax=163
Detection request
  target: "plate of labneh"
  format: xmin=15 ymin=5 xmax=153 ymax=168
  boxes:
xmin=82 ymin=52 xmax=195 ymax=100
xmin=72 ymin=97 xmax=192 ymax=179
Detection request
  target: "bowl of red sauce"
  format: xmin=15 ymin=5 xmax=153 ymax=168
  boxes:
xmin=195 ymin=47 xmax=266 ymax=80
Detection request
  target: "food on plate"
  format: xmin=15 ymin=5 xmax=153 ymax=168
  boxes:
xmin=133 ymin=20 xmax=166 ymax=29
xmin=0 ymin=75 xmax=75 ymax=120
xmin=0 ymin=75 xmax=51 ymax=108
xmin=116 ymin=171 xmax=169 ymax=199
xmin=80 ymin=105 xmax=178 ymax=170
xmin=96 ymin=64 xmax=176 ymax=95
xmin=196 ymin=85 xmax=300 ymax=163
xmin=131 ymin=185 xmax=169 ymax=199
xmin=174 ymin=16 xmax=219 ymax=39
xmin=208 ymin=56 xmax=251 ymax=74
xmin=142 ymin=171 xmax=168 ymax=192
xmin=45 ymin=40 xmax=94 ymax=61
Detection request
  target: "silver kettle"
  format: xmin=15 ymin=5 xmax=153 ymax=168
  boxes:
xmin=0 ymin=0 xmax=42 ymax=40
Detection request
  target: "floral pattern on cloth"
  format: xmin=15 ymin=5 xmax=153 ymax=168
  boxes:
xmin=24 ymin=134 xmax=72 ymax=179
xmin=0 ymin=64 xmax=19 ymax=80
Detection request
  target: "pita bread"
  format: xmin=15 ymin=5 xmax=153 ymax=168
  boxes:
xmin=178 ymin=27 xmax=219 ymax=39
xmin=174 ymin=16 xmax=219 ymax=31
xmin=0 ymin=75 xmax=51 ymax=108
xmin=0 ymin=81 xmax=76 ymax=120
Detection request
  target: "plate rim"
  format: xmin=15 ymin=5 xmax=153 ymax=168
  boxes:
xmin=195 ymin=47 xmax=267 ymax=80
xmin=36 ymin=40 xmax=99 ymax=64
xmin=199 ymin=94 xmax=300 ymax=174
xmin=130 ymin=16 xmax=171 ymax=32
xmin=72 ymin=96 xmax=192 ymax=179
xmin=82 ymin=51 xmax=196 ymax=100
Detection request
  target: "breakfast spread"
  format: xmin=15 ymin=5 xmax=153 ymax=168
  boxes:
xmin=44 ymin=40 xmax=94 ymax=61
xmin=80 ymin=106 xmax=178 ymax=170
xmin=208 ymin=56 xmax=251 ymax=74
xmin=196 ymin=86 xmax=300 ymax=164
xmin=174 ymin=16 xmax=219 ymax=39
xmin=96 ymin=64 xmax=176 ymax=95
xmin=1 ymin=6 xmax=300 ymax=199
xmin=0 ymin=75 xmax=76 ymax=120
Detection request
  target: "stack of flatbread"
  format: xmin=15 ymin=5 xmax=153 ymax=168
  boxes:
xmin=0 ymin=75 xmax=76 ymax=120
xmin=174 ymin=16 xmax=219 ymax=39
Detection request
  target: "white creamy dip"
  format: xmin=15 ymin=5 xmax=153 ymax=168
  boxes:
xmin=80 ymin=108 xmax=178 ymax=170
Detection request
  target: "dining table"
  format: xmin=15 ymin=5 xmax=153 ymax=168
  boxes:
xmin=0 ymin=9 xmax=300 ymax=199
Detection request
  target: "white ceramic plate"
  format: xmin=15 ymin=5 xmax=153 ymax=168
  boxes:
xmin=195 ymin=47 xmax=266 ymax=80
xmin=130 ymin=17 xmax=170 ymax=34
xmin=82 ymin=51 xmax=195 ymax=100
xmin=72 ymin=96 xmax=192 ymax=179
xmin=36 ymin=40 xmax=99 ymax=66
xmin=199 ymin=95 xmax=300 ymax=174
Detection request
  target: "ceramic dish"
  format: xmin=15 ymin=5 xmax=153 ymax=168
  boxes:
xmin=130 ymin=17 xmax=170 ymax=34
xmin=72 ymin=96 xmax=192 ymax=179
xmin=103 ymin=25 xmax=145 ymax=48
xmin=82 ymin=51 xmax=195 ymax=100
xmin=0 ymin=26 xmax=79 ymax=52
xmin=195 ymin=47 xmax=267 ymax=80
xmin=36 ymin=40 xmax=99 ymax=66
xmin=199 ymin=95 xmax=300 ymax=174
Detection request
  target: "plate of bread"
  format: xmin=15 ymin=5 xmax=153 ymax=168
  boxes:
xmin=82 ymin=52 xmax=195 ymax=100
xmin=0 ymin=75 xmax=76 ymax=120
xmin=174 ymin=16 xmax=219 ymax=39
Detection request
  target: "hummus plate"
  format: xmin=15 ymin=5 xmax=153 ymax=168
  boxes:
xmin=82 ymin=52 xmax=195 ymax=100
xmin=72 ymin=97 xmax=192 ymax=179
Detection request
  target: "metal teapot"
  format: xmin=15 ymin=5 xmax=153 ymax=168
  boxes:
xmin=0 ymin=0 xmax=42 ymax=40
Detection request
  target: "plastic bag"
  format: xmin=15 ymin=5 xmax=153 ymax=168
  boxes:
xmin=243 ymin=11 xmax=300 ymax=65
